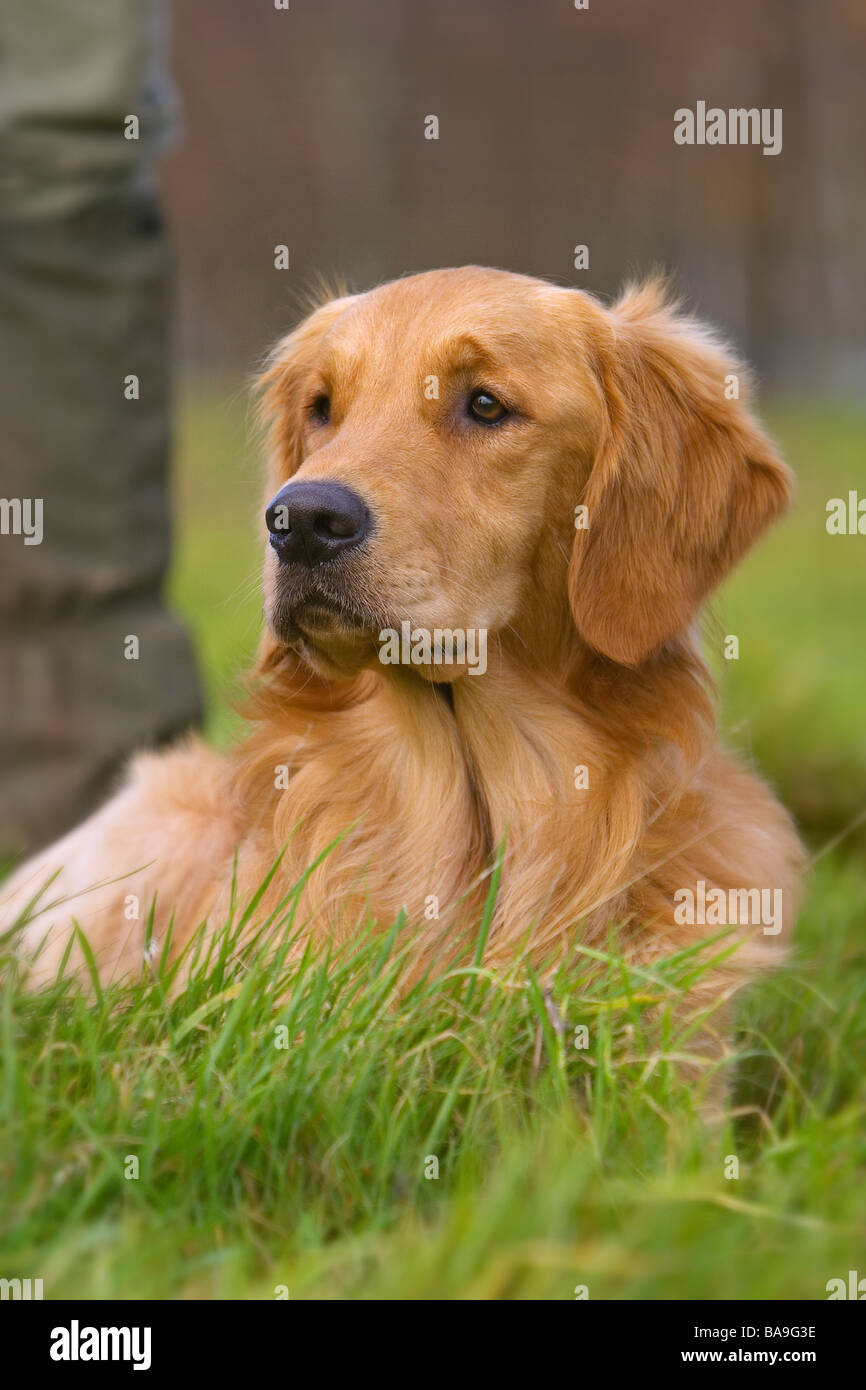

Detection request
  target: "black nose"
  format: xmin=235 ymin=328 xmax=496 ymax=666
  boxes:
xmin=265 ymin=481 xmax=369 ymax=566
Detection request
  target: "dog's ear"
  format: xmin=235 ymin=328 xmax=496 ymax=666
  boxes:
xmin=257 ymin=290 xmax=356 ymax=484
xmin=568 ymin=281 xmax=792 ymax=666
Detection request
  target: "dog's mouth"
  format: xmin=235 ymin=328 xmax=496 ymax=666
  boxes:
xmin=294 ymin=592 xmax=368 ymax=635
xmin=269 ymin=582 xmax=378 ymax=650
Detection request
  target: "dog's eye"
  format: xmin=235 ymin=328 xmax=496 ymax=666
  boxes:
xmin=467 ymin=389 xmax=508 ymax=425
xmin=309 ymin=394 xmax=331 ymax=424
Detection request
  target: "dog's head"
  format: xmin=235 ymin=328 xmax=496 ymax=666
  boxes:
xmin=258 ymin=266 xmax=791 ymax=680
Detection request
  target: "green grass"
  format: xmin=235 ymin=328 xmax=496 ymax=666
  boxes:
xmin=1 ymin=853 xmax=864 ymax=1300
xmin=1 ymin=386 xmax=864 ymax=1300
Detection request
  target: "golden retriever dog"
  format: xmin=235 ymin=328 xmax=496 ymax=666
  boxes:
xmin=3 ymin=266 xmax=803 ymax=1041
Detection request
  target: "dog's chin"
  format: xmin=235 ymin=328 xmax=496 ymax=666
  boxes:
xmin=268 ymin=596 xmax=379 ymax=678
xmin=295 ymin=631 xmax=376 ymax=679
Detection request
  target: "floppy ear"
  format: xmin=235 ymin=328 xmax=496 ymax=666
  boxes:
xmin=257 ymin=290 xmax=356 ymax=486
xmin=569 ymin=281 xmax=793 ymax=666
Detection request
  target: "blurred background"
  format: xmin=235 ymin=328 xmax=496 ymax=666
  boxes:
xmin=164 ymin=0 xmax=866 ymax=391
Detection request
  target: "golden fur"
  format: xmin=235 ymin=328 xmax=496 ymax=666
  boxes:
xmin=2 ymin=267 xmax=804 ymax=1023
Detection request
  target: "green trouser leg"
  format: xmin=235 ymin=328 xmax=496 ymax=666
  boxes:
xmin=0 ymin=2 xmax=202 ymax=855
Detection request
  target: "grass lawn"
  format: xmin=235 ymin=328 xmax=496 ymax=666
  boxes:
xmin=1 ymin=388 xmax=864 ymax=1300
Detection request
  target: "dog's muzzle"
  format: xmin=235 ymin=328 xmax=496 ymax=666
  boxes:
xmin=266 ymin=481 xmax=369 ymax=567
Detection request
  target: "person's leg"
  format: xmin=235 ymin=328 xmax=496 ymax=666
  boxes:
xmin=0 ymin=0 xmax=202 ymax=855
